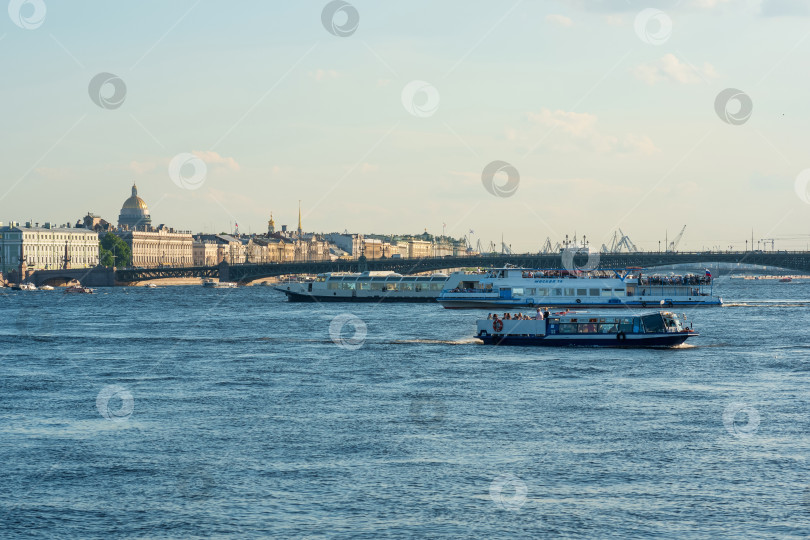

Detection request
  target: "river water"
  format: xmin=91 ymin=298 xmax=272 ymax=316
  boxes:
xmin=1 ymin=278 xmax=810 ymax=538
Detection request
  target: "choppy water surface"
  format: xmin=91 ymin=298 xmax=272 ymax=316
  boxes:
xmin=2 ymin=278 xmax=810 ymax=538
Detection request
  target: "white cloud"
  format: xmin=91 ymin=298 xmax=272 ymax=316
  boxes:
xmin=192 ymin=150 xmax=240 ymax=172
xmin=545 ymin=14 xmax=573 ymax=27
xmin=524 ymin=108 xmax=659 ymax=155
xmin=309 ymin=69 xmax=339 ymax=82
xmin=632 ymin=54 xmax=718 ymax=85
xmin=129 ymin=161 xmax=157 ymax=174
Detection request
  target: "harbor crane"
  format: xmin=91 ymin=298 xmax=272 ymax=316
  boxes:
xmin=601 ymin=228 xmax=639 ymax=253
xmin=667 ymin=225 xmax=687 ymax=252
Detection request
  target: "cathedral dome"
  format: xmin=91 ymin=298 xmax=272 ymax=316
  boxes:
xmin=118 ymin=184 xmax=152 ymax=229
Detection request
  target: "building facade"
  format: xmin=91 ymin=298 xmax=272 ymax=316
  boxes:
xmin=0 ymin=222 xmax=99 ymax=274
xmin=121 ymin=227 xmax=193 ymax=267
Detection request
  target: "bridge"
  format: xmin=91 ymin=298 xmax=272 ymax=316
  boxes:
xmin=110 ymin=251 xmax=810 ymax=284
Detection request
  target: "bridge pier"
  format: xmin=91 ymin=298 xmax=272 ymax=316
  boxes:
xmin=218 ymin=261 xmax=230 ymax=283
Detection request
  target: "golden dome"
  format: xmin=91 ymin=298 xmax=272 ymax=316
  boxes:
xmin=122 ymin=196 xmax=148 ymax=210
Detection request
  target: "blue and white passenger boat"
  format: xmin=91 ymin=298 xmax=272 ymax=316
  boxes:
xmin=439 ymin=267 xmax=721 ymax=309
xmin=476 ymin=310 xmax=697 ymax=347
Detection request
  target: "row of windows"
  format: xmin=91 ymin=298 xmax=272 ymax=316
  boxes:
xmin=511 ymin=287 xmax=624 ymax=297
xmin=328 ymin=282 xmax=443 ymax=291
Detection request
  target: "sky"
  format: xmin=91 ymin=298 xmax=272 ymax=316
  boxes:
xmin=1 ymin=0 xmax=809 ymax=252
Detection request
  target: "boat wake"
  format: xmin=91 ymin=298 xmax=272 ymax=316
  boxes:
xmin=722 ymin=301 xmax=810 ymax=308
xmin=391 ymin=338 xmax=482 ymax=345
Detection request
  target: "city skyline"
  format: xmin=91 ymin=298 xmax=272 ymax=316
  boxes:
xmin=2 ymin=1 xmax=809 ymax=252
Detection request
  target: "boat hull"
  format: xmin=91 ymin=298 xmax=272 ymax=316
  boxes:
xmin=478 ymin=332 xmax=694 ymax=347
xmin=440 ymin=299 xmax=722 ymax=309
xmin=280 ymin=290 xmax=438 ymax=303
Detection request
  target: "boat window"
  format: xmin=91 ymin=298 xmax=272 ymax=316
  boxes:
xmin=341 ymin=282 xmax=356 ymax=290
xmin=618 ymin=318 xmax=634 ymax=333
xmin=513 ymin=288 xmax=524 ymax=297
xmin=385 ymin=276 xmax=401 ymax=281
xmin=551 ymin=288 xmax=562 ymax=296
xmin=430 ymin=283 xmax=444 ymax=291
xmin=577 ymin=289 xmax=587 ymax=296
xmin=601 ymin=289 xmax=613 ymax=297
xmin=589 ymin=289 xmax=599 ymax=296
xmin=599 ymin=323 xmax=618 ymax=333
xmin=359 ymin=282 xmax=371 ymax=290
xmin=401 ymin=283 xmax=413 ymax=291
xmin=613 ymin=289 xmax=624 ymax=293
xmin=641 ymin=313 xmax=666 ymax=333
xmin=537 ymin=288 xmax=548 ymax=296
xmin=417 ymin=277 xmax=431 ymax=281
xmin=577 ymin=323 xmax=597 ymax=333
xmin=565 ymin=288 xmax=575 ymax=296
xmin=385 ymin=283 xmax=398 ymax=291
xmin=525 ymin=288 xmax=535 ymax=295
xmin=402 ymin=277 xmax=417 ymax=281
xmin=370 ymin=283 xmax=383 ymax=291
xmin=558 ymin=323 xmax=577 ymax=333
xmin=371 ymin=277 xmax=387 ymax=281
xmin=327 ymin=282 xmax=339 ymax=290
xmin=431 ymin=276 xmax=447 ymax=281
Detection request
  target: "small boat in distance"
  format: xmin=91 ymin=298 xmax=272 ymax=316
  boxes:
xmin=40 ymin=285 xmax=54 ymax=291
xmin=476 ymin=310 xmax=697 ymax=347
xmin=65 ymin=285 xmax=95 ymax=294
xmin=779 ymin=277 xmax=793 ymax=283
xmin=202 ymin=279 xmax=238 ymax=289
xmin=11 ymin=282 xmax=37 ymax=291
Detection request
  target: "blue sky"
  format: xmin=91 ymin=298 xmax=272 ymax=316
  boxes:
xmin=1 ymin=0 xmax=809 ymax=251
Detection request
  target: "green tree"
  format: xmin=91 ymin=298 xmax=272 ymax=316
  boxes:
xmin=99 ymin=232 xmax=131 ymax=267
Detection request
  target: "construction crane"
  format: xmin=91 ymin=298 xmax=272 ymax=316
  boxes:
xmin=501 ymin=242 xmax=512 ymax=255
xmin=614 ymin=228 xmax=638 ymax=253
xmin=667 ymin=225 xmax=686 ymax=252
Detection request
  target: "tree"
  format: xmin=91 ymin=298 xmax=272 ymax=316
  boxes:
xmin=99 ymin=232 xmax=131 ymax=267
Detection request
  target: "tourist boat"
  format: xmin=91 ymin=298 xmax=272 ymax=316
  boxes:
xmin=779 ymin=277 xmax=792 ymax=283
xmin=65 ymin=285 xmax=95 ymax=294
xmin=274 ymin=271 xmax=461 ymax=302
xmin=476 ymin=310 xmax=697 ymax=347
xmin=202 ymin=279 xmax=238 ymax=289
xmin=438 ymin=267 xmax=721 ymax=309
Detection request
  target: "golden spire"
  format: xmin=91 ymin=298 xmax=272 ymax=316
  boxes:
xmin=268 ymin=212 xmax=275 ymax=234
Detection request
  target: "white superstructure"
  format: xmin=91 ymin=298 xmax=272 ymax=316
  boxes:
xmin=438 ymin=267 xmax=721 ymax=309
xmin=275 ymin=271 xmax=460 ymax=302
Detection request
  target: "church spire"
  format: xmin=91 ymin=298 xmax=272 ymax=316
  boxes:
xmin=268 ymin=212 xmax=275 ymax=234
xmin=297 ymin=200 xmax=302 ymax=237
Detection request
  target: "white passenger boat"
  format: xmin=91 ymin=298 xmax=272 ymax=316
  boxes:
xmin=476 ymin=310 xmax=697 ymax=347
xmin=439 ymin=267 xmax=721 ymax=309
xmin=275 ymin=271 xmax=461 ymax=302
xmin=11 ymin=282 xmax=37 ymax=291
xmin=202 ymin=279 xmax=238 ymax=288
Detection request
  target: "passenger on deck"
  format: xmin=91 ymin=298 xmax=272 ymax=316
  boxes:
xmin=487 ymin=313 xmax=493 ymax=320
xmin=535 ymin=308 xmax=544 ymax=320
xmin=543 ymin=308 xmax=550 ymax=320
